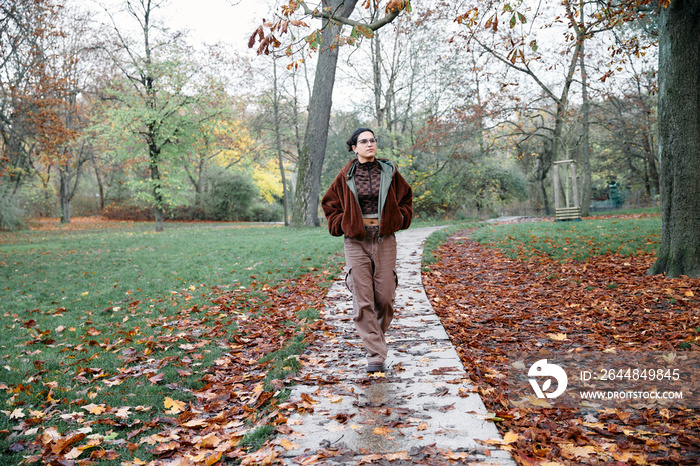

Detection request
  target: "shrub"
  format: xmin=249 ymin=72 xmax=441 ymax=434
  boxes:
xmin=203 ymin=171 xmax=258 ymax=221
xmin=101 ymin=171 xmax=277 ymax=222
xmin=0 ymin=195 xmax=26 ymax=231
xmin=17 ymin=177 xmax=56 ymax=218
xmin=167 ymin=204 xmax=207 ymax=221
xmin=102 ymin=202 xmax=153 ymax=221
xmin=250 ymin=202 xmax=283 ymax=222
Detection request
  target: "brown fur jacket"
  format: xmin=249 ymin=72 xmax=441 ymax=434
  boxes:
xmin=321 ymin=158 xmax=413 ymax=239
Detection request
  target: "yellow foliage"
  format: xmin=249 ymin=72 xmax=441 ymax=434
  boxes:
xmin=203 ymin=119 xmax=256 ymax=168
xmin=253 ymin=159 xmax=283 ymax=204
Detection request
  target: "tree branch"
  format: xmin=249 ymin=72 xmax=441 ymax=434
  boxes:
xmin=298 ymin=1 xmax=401 ymax=31
xmin=473 ymin=36 xmax=561 ymax=105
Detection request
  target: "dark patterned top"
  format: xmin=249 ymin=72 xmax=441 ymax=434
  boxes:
xmin=355 ymin=160 xmax=381 ymax=216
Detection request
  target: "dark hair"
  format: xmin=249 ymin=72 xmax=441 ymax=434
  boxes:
xmin=346 ymin=127 xmax=375 ymax=153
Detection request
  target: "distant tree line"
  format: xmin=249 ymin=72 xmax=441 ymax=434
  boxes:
xmin=1 ymin=0 xmax=666 ymax=233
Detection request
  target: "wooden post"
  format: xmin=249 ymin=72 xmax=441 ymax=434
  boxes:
xmin=553 ymin=160 xmax=581 ymax=221
xmin=553 ymin=163 xmax=561 ymax=212
xmin=570 ymin=163 xmax=580 ymax=208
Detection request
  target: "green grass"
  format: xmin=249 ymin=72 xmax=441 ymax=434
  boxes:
xmin=0 ymin=222 xmax=345 ymax=464
xmin=588 ymin=206 xmax=660 ymax=217
xmin=470 ymin=216 xmax=661 ymax=262
xmin=1 ymin=224 xmax=343 ymax=316
xmin=240 ymin=424 xmax=275 ymax=452
xmin=260 ymin=334 xmax=307 ymax=391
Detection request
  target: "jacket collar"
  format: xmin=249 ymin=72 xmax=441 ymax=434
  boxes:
xmin=345 ymin=158 xmax=395 ymax=180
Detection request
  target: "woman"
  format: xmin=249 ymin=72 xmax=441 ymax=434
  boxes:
xmin=321 ymin=128 xmax=413 ymax=373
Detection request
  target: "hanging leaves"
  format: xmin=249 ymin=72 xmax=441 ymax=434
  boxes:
xmin=484 ymin=14 xmax=499 ymax=32
xmin=385 ymin=0 xmax=411 ymax=14
xmin=351 ymin=24 xmax=375 ymax=40
xmin=249 ymin=0 xmax=409 ymax=56
xmin=304 ymin=30 xmax=323 ymax=50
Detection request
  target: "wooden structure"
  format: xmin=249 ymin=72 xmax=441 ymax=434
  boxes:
xmin=553 ymin=160 xmax=581 ymax=221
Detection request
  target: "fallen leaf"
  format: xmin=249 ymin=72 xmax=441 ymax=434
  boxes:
xmin=205 ymin=451 xmax=223 ymax=466
xmin=148 ymin=372 xmax=165 ymax=384
xmin=164 ymin=397 xmax=186 ymax=414
xmin=373 ymin=427 xmax=392 ymax=436
xmin=301 ymin=393 xmax=318 ymax=404
xmin=82 ymin=404 xmax=107 ymax=415
xmin=385 ymin=451 xmax=410 ymax=461
xmin=561 ymin=444 xmax=598 ymax=459
xmin=443 ymin=451 xmax=470 ymax=460
xmin=240 ymin=446 xmax=279 ymax=465
xmin=275 ymin=438 xmax=299 ymax=451
xmin=64 ymin=447 xmax=82 ymax=459
xmin=359 ymin=453 xmax=383 ymax=463
xmin=502 ymin=430 xmax=519 ymax=444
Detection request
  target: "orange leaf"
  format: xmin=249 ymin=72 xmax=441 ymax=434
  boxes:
xmin=82 ymin=404 xmax=107 ymax=415
xmin=164 ymin=397 xmax=186 ymax=414
xmin=373 ymin=427 xmax=392 ymax=436
xmin=301 ymin=393 xmax=318 ymax=404
xmin=206 ymin=451 xmax=223 ymax=466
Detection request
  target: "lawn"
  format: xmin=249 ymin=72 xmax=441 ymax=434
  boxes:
xmin=470 ymin=214 xmax=661 ymax=262
xmin=0 ymin=219 xmax=345 ymax=464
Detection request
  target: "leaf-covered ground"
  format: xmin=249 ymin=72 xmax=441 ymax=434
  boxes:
xmin=2 ymin=271 xmax=338 ymax=465
xmin=1 ymin=216 xmax=344 ymax=465
xmin=423 ymin=230 xmax=700 ymax=465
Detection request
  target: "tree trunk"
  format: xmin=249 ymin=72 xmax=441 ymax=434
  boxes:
xmin=92 ymin=158 xmax=105 ymax=211
xmin=149 ymin=141 xmax=165 ymax=232
xmin=39 ymin=166 xmax=53 ymax=218
xmin=61 ymin=198 xmax=71 ymax=224
xmin=59 ymin=172 xmax=71 ymax=224
xmin=578 ymin=6 xmax=592 ymax=217
xmin=291 ymin=0 xmax=359 ymax=227
xmin=273 ymin=59 xmax=289 ymax=226
xmin=649 ymin=0 xmax=700 ymax=278
xmin=371 ymin=27 xmax=384 ymax=128
xmin=534 ymin=153 xmax=550 ymax=215
xmin=641 ymin=125 xmax=660 ymax=195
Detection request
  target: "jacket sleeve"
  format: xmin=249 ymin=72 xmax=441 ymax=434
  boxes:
xmin=394 ymin=171 xmax=413 ymax=230
xmin=321 ymin=175 xmax=345 ymax=237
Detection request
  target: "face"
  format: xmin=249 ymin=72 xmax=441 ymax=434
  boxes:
xmin=352 ymin=131 xmax=376 ymax=163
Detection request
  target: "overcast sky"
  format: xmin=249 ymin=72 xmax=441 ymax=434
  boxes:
xmin=82 ymin=0 xmax=277 ymax=54
xmin=162 ymin=0 xmax=273 ymax=51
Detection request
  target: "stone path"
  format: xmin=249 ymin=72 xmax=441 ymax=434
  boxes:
xmin=275 ymin=227 xmax=516 ymax=465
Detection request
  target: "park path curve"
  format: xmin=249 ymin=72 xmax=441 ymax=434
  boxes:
xmin=276 ymin=226 xmax=516 ymax=465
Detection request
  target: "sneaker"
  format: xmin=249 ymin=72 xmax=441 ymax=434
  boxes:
xmin=367 ymin=362 xmax=385 ymax=373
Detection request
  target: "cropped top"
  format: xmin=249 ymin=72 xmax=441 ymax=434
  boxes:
xmin=354 ymin=160 xmax=381 ymax=217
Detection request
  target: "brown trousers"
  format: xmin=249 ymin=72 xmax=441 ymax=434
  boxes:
xmin=344 ymin=227 xmax=398 ymax=365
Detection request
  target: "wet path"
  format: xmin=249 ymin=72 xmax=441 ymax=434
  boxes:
xmin=276 ymin=227 xmax=515 ymax=464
